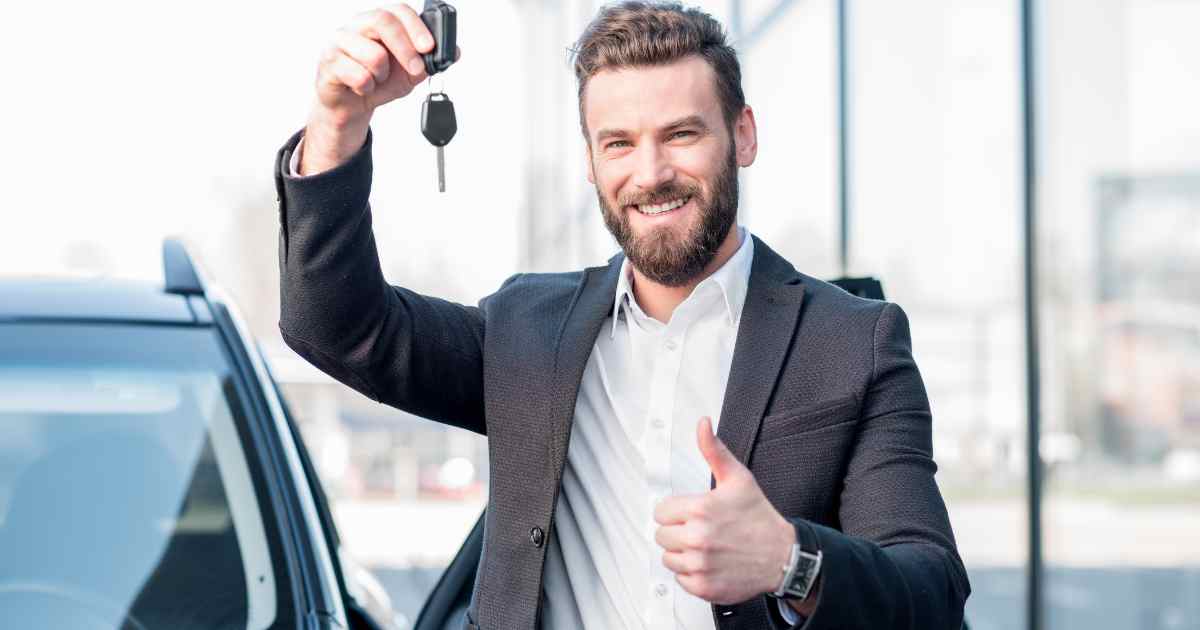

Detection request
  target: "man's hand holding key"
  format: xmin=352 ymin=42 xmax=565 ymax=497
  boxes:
xmin=302 ymin=3 xmax=460 ymax=177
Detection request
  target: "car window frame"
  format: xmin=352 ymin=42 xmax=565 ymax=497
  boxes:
xmin=206 ymin=299 xmax=346 ymax=628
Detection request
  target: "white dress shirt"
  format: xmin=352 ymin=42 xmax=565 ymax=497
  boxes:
xmin=288 ymin=138 xmax=797 ymax=628
xmin=541 ymin=226 xmax=764 ymax=630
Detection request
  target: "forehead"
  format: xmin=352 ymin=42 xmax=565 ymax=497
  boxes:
xmin=583 ymin=55 xmax=724 ymax=138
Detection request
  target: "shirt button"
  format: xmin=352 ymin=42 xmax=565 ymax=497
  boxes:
xmin=664 ymin=339 xmax=678 ymax=351
xmin=655 ymin=583 xmax=669 ymax=597
xmin=651 ymin=417 xmax=665 ymax=429
xmin=529 ymin=526 xmax=544 ymax=548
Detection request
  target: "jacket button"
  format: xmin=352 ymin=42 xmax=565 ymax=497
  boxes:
xmin=529 ymin=526 xmax=545 ymax=548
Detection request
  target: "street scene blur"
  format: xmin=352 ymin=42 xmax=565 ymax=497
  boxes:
xmin=1 ymin=0 xmax=1197 ymax=629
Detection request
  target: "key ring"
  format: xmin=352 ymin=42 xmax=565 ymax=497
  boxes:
xmin=426 ymin=74 xmax=445 ymax=95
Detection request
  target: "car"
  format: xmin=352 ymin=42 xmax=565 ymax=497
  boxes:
xmin=0 ymin=239 xmax=398 ymax=630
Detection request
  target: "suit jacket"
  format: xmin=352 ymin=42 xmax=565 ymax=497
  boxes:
xmin=273 ymin=128 xmax=970 ymax=630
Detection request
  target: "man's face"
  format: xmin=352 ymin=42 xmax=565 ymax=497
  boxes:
xmin=583 ymin=55 xmax=757 ymax=287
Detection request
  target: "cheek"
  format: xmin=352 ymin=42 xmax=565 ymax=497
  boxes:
xmin=594 ymin=164 xmax=630 ymax=203
xmin=668 ymin=147 xmax=723 ymax=187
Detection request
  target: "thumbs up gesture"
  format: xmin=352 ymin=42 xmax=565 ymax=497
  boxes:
xmin=652 ymin=417 xmax=799 ymax=605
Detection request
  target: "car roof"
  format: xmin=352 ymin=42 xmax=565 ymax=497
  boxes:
xmin=0 ymin=276 xmax=198 ymax=324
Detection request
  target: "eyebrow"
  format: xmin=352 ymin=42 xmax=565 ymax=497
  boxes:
xmin=594 ymin=115 xmax=710 ymax=144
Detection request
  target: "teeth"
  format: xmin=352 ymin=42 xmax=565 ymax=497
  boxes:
xmin=637 ymin=197 xmax=688 ymax=215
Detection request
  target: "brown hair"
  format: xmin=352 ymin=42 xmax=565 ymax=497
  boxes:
xmin=570 ymin=1 xmax=745 ymax=141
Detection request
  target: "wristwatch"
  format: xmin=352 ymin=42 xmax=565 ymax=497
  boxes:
xmin=768 ymin=521 xmax=822 ymax=601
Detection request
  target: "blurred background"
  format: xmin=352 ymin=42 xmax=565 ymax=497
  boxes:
xmin=1 ymin=0 xmax=1197 ymax=629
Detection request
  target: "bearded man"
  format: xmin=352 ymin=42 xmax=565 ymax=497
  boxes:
xmin=273 ymin=2 xmax=970 ymax=629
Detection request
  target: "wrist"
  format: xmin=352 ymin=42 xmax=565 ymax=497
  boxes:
xmin=767 ymin=519 xmax=823 ymax=604
xmin=765 ymin=515 xmax=797 ymax=594
xmin=301 ymin=106 xmax=371 ymax=175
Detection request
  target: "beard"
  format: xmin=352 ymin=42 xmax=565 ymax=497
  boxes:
xmin=597 ymin=145 xmax=739 ymax=288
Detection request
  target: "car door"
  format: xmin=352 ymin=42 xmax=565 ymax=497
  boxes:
xmin=263 ymin=355 xmax=403 ymax=630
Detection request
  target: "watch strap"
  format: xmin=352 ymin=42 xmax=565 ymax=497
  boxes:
xmin=769 ymin=520 xmax=823 ymax=601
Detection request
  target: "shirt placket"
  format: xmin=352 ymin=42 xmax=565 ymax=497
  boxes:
xmin=644 ymin=315 xmax=688 ymax=628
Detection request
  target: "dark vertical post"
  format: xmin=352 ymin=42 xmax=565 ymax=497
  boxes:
xmin=836 ymin=0 xmax=850 ymax=277
xmin=1020 ymin=1 xmax=1044 ymax=629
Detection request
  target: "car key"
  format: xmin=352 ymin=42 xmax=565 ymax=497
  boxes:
xmin=419 ymin=0 xmax=457 ymax=76
xmin=421 ymin=91 xmax=457 ymax=192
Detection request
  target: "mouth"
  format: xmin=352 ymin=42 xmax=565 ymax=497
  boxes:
xmin=629 ymin=196 xmax=691 ymax=217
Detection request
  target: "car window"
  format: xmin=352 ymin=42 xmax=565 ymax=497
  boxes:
xmin=0 ymin=322 xmax=291 ymax=630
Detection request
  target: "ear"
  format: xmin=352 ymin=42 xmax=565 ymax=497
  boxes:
xmin=733 ymin=105 xmax=758 ymax=168
xmin=585 ymin=143 xmax=596 ymax=184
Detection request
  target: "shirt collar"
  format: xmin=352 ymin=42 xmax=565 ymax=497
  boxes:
xmin=610 ymin=226 xmax=755 ymax=338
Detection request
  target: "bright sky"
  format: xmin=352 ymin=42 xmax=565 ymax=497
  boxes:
xmin=2 ymin=0 xmax=1196 ymax=310
xmin=0 ymin=0 xmax=528 ymax=302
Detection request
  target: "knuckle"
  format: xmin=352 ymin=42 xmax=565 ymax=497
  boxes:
xmin=392 ymin=3 xmax=418 ymax=19
xmin=364 ymin=49 xmax=389 ymax=76
xmin=371 ymin=8 xmax=396 ymax=26
xmin=346 ymin=69 xmax=371 ymax=90
xmin=366 ymin=45 xmax=388 ymax=67
xmin=320 ymin=44 xmax=339 ymax=65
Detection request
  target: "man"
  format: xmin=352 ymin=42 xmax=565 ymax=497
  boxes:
xmin=274 ymin=2 xmax=970 ymax=629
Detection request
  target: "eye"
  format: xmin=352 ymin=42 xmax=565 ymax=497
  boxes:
xmin=605 ymin=140 xmax=631 ymax=150
xmin=669 ymin=130 xmax=696 ymax=140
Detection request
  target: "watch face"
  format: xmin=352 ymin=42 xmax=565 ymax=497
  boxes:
xmin=785 ymin=550 xmax=822 ymax=599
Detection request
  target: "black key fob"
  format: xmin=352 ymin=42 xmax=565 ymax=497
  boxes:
xmin=421 ymin=92 xmax=457 ymax=146
xmin=419 ymin=0 xmax=457 ymax=76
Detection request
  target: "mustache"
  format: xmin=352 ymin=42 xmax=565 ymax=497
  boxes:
xmin=616 ymin=182 xmax=702 ymax=208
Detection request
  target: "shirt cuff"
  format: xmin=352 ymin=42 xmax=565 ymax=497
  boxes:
xmin=777 ymin=599 xmax=805 ymax=626
xmin=288 ymin=134 xmax=305 ymax=176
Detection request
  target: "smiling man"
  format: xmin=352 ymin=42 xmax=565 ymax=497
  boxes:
xmin=274 ymin=2 xmax=969 ymax=629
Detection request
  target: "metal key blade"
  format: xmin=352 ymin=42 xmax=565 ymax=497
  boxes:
xmin=421 ymin=91 xmax=456 ymax=193
xmin=437 ymin=146 xmax=446 ymax=192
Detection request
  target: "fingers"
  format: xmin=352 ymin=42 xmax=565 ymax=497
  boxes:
xmin=347 ymin=5 xmax=430 ymax=78
xmin=334 ymin=29 xmax=391 ymax=86
xmin=662 ymin=550 xmax=709 ymax=574
xmin=653 ymin=493 xmax=706 ymax=526
xmin=655 ymin=520 xmax=715 ymax=552
xmin=385 ymin=3 xmax=435 ymax=53
xmin=325 ymin=50 xmax=377 ymax=96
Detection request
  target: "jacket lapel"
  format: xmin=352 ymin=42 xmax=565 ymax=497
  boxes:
xmin=714 ymin=236 xmax=806 ymax=470
xmin=546 ymin=253 xmax=624 ymax=466
xmin=543 ymin=238 xmax=805 ymax=479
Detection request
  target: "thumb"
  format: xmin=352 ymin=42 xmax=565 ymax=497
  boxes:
xmin=697 ymin=416 xmax=742 ymax=484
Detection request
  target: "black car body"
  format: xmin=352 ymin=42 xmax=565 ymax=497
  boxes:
xmin=0 ymin=240 xmax=399 ymax=630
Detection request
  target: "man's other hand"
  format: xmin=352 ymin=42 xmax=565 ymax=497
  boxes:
xmin=653 ymin=417 xmax=796 ymax=605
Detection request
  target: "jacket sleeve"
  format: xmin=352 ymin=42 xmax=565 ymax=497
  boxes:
xmin=768 ymin=301 xmax=971 ymax=630
xmin=273 ymin=127 xmax=501 ymax=435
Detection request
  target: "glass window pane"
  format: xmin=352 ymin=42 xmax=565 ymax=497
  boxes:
xmin=736 ymin=0 xmax=840 ymax=278
xmin=850 ymin=3 xmax=1026 ymax=629
xmin=1039 ymin=1 xmax=1200 ymax=628
xmin=0 ymin=323 xmax=289 ymax=630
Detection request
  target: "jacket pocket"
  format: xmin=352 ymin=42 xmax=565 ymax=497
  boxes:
xmin=757 ymin=393 xmax=861 ymax=443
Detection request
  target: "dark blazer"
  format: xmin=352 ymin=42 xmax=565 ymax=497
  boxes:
xmin=274 ymin=128 xmax=970 ymax=630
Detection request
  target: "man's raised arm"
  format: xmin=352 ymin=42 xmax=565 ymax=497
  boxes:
xmin=275 ymin=4 xmax=488 ymax=434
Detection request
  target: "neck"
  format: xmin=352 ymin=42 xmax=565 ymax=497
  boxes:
xmin=630 ymin=226 xmax=743 ymax=324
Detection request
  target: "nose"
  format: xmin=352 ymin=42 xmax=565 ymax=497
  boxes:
xmin=630 ymin=141 xmax=675 ymax=192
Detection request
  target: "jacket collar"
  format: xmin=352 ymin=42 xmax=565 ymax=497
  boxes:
xmin=552 ymin=232 xmax=806 ymax=470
